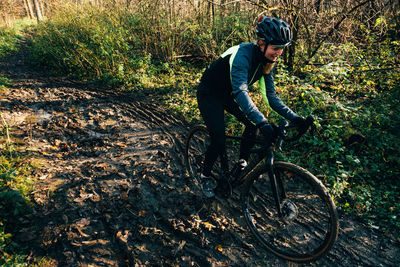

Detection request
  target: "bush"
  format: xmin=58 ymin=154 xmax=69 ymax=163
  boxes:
xmin=0 ymin=90 xmax=37 ymax=265
xmin=0 ymin=26 xmax=21 ymax=57
xmin=29 ymin=4 xmax=256 ymax=89
xmin=270 ymin=44 xmax=400 ymax=236
xmin=30 ymin=6 xmax=132 ymax=85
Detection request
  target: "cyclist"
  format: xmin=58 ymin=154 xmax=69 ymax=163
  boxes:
xmin=197 ymin=16 xmax=308 ymax=198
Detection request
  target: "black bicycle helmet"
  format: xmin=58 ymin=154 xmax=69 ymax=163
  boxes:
xmin=256 ymin=16 xmax=292 ymax=47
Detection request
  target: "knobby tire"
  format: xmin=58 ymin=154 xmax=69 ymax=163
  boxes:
xmin=244 ymin=161 xmax=339 ymax=262
xmin=184 ymin=125 xmax=339 ymax=262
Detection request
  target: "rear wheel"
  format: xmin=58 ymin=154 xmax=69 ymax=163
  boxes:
xmin=184 ymin=125 xmax=210 ymax=180
xmin=185 ymin=125 xmax=240 ymax=197
xmin=244 ymin=161 xmax=339 ymax=262
xmin=184 ymin=125 xmax=223 ymax=193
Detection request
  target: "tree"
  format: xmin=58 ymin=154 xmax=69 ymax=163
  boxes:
xmin=32 ymin=0 xmax=43 ymax=21
xmin=24 ymin=0 xmax=35 ymax=20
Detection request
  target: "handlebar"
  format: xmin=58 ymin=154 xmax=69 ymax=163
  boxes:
xmin=275 ymin=115 xmax=316 ymax=151
xmin=250 ymin=115 xmax=316 ymax=154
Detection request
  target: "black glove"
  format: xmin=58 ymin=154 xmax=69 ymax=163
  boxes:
xmin=258 ymin=122 xmax=277 ymax=145
xmin=291 ymin=116 xmax=308 ymax=133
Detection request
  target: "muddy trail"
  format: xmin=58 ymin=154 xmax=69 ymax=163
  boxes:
xmin=1 ymin=46 xmax=399 ymax=267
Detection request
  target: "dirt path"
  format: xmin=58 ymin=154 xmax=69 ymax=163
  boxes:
xmin=1 ymin=45 xmax=399 ymax=266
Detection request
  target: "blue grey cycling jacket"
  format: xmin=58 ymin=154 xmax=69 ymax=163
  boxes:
xmin=198 ymin=43 xmax=298 ymax=126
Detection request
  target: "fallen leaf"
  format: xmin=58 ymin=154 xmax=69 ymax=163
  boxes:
xmin=76 ymin=218 xmax=90 ymax=227
xmin=134 ymin=244 xmax=149 ymax=252
xmin=39 ymin=174 xmax=48 ymax=180
xmin=81 ymin=239 xmax=109 ymax=246
xmin=203 ymin=222 xmax=216 ymax=230
xmin=117 ymin=142 xmax=127 ymax=148
xmin=214 ymin=244 xmax=223 ymax=252
xmin=138 ymin=210 xmax=146 ymax=216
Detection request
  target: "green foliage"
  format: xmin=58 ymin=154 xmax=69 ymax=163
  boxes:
xmin=30 ymin=6 xmax=132 ymax=85
xmin=0 ymin=26 xmax=21 ymax=57
xmin=0 ymin=18 xmax=33 ymax=58
xmin=0 ymin=85 xmax=36 ymax=265
xmin=178 ymin=12 xmax=253 ymax=61
xmin=29 ymin=5 xmax=254 ymax=89
xmin=0 ymin=76 xmax=11 ymax=87
xmin=270 ymin=41 xmax=400 ymax=236
xmin=0 ymin=76 xmax=11 ymax=94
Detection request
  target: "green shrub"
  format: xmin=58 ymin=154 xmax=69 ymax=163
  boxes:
xmin=270 ymin=46 xmax=400 ymax=236
xmin=29 ymin=5 xmax=256 ymax=88
xmin=0 ymin=18 xmax=34 ymax=58
xmin=0 ymin=90 xmax=37 ymax=265
xmin=0 ymin=27 xmax=21 ymax=57
xmin=30 ymin=7 xmax=131 ymax=84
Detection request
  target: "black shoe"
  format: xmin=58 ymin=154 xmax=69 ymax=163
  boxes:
xmin=231 ymin=159 xmax=247 ymax=178
xmin=200 ymin=174 xmax=216 ymax=198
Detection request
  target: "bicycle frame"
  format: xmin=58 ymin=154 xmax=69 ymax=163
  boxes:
xmin=223 ymin=134 xmax=287 ymax=217
xmin=221 ymin=116 xmax=315 ymax=216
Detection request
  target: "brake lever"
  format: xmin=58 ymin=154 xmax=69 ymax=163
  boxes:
xmin=274 ymin=116 xmax=316 ymax=149
xmin=276 ymin=120 xmax=289 ymax=151
xmin=276 ymin=137 xmax=283 ymax=151
xmin=306 ymin=115 xmax=316 ymax=136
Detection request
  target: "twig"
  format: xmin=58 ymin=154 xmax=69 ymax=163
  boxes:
xmin=0 ymin=112 xmax=11 ymax=144
xmin=303 ymin=0 xmax=372 ymax=65
xmin=352 ymin=67 xmax=400 ymax=73
xmin=205 ymin=0 xmax=244 ymax=7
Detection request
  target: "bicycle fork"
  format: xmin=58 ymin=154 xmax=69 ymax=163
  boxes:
xmin=266 ymin=147 xmax=287 ymax=217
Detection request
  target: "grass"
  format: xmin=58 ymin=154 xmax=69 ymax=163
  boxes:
xmin=0 ymin=24 xmax=45 ymax=261
xmin=0 ymin=18 xmax=34 ymax=57
xmin=0 ymin=92 xmax=40 ymax=265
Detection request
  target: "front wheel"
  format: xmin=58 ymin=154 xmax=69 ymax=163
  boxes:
xmin=244 ymin=161 xmax=339 ymax=262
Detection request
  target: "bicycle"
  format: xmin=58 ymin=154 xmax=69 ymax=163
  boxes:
xmin=184 ymin=116 xmax=339 ymax=262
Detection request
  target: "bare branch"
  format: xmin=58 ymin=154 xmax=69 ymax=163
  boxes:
xmin=303 ymin=0 xmax=372 ymax=66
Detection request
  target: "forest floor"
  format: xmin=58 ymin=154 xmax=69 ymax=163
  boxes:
xmin=0 ymin=44 xmax=399 ymax=266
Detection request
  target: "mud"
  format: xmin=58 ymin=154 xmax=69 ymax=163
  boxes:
xmin=0 ymin=43 xmax=399 ymax=266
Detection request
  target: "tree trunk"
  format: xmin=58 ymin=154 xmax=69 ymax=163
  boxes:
xmin=24 ymin=0 xmax=35 ymax=19
xmin=39 ymin=0 xmax=45 ymax=18
xmin=32 ymin=0 xmax=43 ymax=21
xmin=23 ymin=0 xmax=32 ymax=19
xmin=287 ymin=14 xmax=298 ymax=72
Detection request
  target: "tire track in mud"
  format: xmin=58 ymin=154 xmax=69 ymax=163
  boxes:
xmin=1 ymin=47 xmax=399 ymax=266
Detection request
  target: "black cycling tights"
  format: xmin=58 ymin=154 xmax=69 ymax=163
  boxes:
xmin=197 ymin=91 xmax=257 ymax=177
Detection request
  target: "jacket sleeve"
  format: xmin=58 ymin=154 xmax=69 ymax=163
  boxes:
xmin=230 ymin=46 xmax=268 ymax=126
xmin=260 ymin=72 xmax=298 ymax=121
